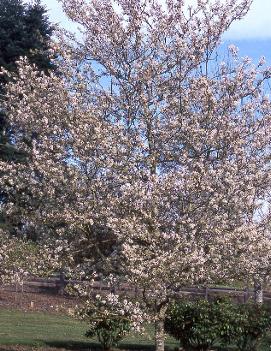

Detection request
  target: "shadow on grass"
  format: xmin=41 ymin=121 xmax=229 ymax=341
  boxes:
xmin=43 ymin=340 xmax=158 ymax=351
xmin=119 ymin=344 xmax=155 ymax=351
xmin=43 ymin=340 xmax=100 ymax=350
xmin=43 ymin=341 xmax=236 ymax=351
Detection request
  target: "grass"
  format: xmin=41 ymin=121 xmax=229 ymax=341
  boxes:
xmin=0 ymin=309 xmax=179 ymax=350
xmin=0 ymin=309 xmax=90 ymax=349
xmin=0 ymin=308 xmax=270 ymax=351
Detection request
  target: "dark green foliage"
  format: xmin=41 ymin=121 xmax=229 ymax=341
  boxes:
xmin=0 ymin=0 xmax=54 ymax=150
xmin=0 ymin=0 xmax=54 ymax=81
xmin=165 ymin=299 xmax=271 ymax=351
xmin=220 ymin=303 xmax=271 ymax=351
xmin=165 ymin=299 xmax=226 ymax=351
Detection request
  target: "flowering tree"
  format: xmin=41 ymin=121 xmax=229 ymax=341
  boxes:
xmin=0 ymin=229 xmax=60 ymax=288
xmin=2 ymin=0 xmax=271 ymax=349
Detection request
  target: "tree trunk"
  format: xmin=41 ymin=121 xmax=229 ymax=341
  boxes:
xmin=155 ymin=318 xmax=165 ymax=351
xmin=155 ymin=304 xmax=167 ymax=351
xmin=254 ymin=281 xmax=263 ymax=304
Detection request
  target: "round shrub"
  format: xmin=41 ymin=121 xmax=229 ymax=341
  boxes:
xmin=165 ymin=298 xmax=271 ymax=351
xmin=220 ymin=303 xmax=271 ymax=351
xmin=165 ymin=299 xmax=228 ymax=351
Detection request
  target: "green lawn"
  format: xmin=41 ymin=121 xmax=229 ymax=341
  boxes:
xmin=0 ymin=309 xmax=179 ymax=350
xmin=0 ymin=309 xmax=90 ymax=349
xmin=0 ymin=308 xmax=270 ymax=351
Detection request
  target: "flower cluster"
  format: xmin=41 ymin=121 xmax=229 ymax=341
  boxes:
xmin=77 ymin=293 xmax=147 ymax=333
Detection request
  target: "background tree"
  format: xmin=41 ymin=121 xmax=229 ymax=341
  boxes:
xmin=0 ymin=0 xmax=54 ymax=150
xmin=3 ymin=0 xmax=271 ymax=350
xmin=0 ymin=0 xmax=54 ymax=235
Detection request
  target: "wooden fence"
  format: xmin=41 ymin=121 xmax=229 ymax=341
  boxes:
xmin=4 ymin=275 xmax=271 ymax=304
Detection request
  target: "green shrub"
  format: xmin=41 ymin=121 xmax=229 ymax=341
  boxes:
xmin=220 ymin=303 xmax=271 ymax=351
xmin=165 ymin=299 xmax=227 ymax=351
xmin=165 ymin=299 xmax=271 ymax=351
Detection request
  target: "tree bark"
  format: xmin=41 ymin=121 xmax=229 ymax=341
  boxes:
xmin=155 ymin=304 xmax=167 ymax=351
xmin=155 ymin=318 xmax=165 ymax=351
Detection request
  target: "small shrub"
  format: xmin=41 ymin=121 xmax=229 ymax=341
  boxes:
xmin=78 ymin=295 xmax=132 ymax=350
xmin=85 ymin=314 xmax=131 ymax=350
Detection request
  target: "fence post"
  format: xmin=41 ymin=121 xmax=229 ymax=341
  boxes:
xmin=243 ymin=287 xmax=249 ymax=303
xmin=58 ymin=270 xmax=66 ymax=295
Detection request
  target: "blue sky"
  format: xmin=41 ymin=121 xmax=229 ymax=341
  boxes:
xmin=38 ymin=0 xmax=271 ymax=62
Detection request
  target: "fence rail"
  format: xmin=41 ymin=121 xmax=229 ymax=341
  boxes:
xmin=4 ymin=276 xmax=270 ymax=303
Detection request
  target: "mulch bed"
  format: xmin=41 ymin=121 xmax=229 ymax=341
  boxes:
xmin=0 ymin=288 xmax=79 ymax=314
xmin=0 ymin=348 xmax=61 ymax=351
xmin=0 ymin=347 xmax=70 ymax=351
